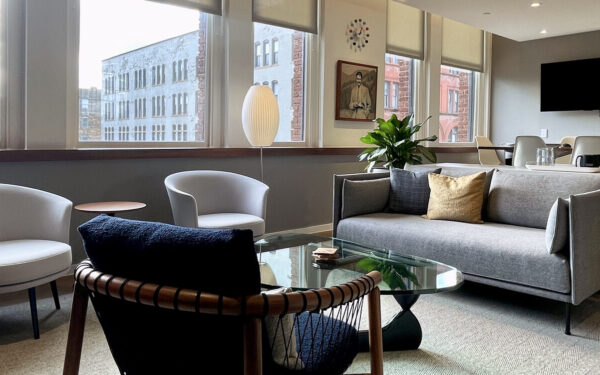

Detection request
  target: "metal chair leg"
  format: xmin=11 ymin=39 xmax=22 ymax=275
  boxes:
xmin=565 ymin=303 xmax=571 ymax=335
xmin=50 ymin=280 xmax=61 ymax=310
xmin=28 ymin=287 xmax=40 ymax=339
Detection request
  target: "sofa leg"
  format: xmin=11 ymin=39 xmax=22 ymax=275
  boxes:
xmin=28 ymin=288 xmax=40 ymax=340
xmin=50 ymin=280 xmax=61 ymax=310
xmin=565 ymin=303 xmax=571 ymax=335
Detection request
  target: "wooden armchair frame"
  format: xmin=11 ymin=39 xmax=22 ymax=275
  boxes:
xmin=63 ymin=261 xmax=384 ymax=375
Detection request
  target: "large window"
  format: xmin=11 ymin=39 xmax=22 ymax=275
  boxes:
xmin=253 ymin=23 xmax=306 ymax=142
xmin=383 ymin=53 xmax=414 ymax=120
xmin=79 ymin=0 xmax=208 ymax=144
xmin=439 ymin=65 xmax=474 ymax=143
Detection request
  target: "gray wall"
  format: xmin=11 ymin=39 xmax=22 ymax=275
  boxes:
xmin=0 ymin=152 xmax=473 ymax=263
xmin=491 ymin=31 xmax=600 ymax=145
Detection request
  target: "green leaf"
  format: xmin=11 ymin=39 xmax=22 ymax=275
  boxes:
xmin=416 ymin=145 xmax=437 ymax=163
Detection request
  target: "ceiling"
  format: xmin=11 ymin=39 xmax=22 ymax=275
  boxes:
xmin=401 ymin=0 xmax=600 ymax=42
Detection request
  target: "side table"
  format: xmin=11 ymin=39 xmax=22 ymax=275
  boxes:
xmin=74 ymin=201 xmax=146 ymax=216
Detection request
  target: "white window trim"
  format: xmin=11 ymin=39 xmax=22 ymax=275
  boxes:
xmin=67 ymin=0 xmax=214 ymax=149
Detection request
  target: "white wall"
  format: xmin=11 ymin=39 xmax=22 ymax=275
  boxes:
xmin=320 ymin=0 xmax=387 ymax=147
xmin=491 ymin=31 xmax=600 ymax=145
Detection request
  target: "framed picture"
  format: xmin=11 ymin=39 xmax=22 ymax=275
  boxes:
xmin=335 ymin=60 xmax=378 ymax=121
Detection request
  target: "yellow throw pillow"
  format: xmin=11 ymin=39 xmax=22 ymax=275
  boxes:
xmin=424 ymin=172 xmax=486 ymax=224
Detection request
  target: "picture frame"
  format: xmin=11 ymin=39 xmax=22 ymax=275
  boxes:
xmin=335 ymin=60 xmax=378 ymax=122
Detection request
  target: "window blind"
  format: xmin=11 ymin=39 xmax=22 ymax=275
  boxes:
xmin=252 ymin=0 xmax=319 ymax=34
xmin=147 ymin=0 xmax=222 ymax=16
xmin=441 ymin=18 xmax=484 ymax=72
xmin=387 ymin=0 xmax=424 ymax=60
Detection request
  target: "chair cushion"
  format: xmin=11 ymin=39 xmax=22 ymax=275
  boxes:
xmin=337 ymin=213 xmax=570 ymax=293
xmin=197 ymin=213 xmax=265 ymax=236
xmin=78 ymin=215 xmax=260 ymax=374
xmin=0 ymin=240 xmax=71 ymax=286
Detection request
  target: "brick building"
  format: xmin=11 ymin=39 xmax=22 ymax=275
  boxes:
xmin=383 ymin=55 xmax=413 ymax=120
xmin=439 ymin=66 xmax=472 ymax=142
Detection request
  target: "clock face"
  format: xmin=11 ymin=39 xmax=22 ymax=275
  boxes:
xmin=347 ymin=18 xmax=370 ymax=52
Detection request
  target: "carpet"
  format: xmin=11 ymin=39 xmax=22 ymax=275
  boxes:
xmin=2 ymin=278 xmax=600 ymax=374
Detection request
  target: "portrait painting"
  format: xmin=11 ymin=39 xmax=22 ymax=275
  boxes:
xmin=335 ymin=60 xmax=378 ymax=121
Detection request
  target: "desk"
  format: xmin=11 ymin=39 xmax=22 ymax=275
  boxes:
xmin=477 ymin=145 xmax=572 ymax=165
xmin=74 ymin=201 xmax=146 ymax=216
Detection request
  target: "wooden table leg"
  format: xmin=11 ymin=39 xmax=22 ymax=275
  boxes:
xmin=368 ymin=287 xmax=384 ymax=375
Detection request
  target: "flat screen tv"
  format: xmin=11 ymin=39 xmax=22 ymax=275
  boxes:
xmin=540 ymin=57 xmax=600 ymax=112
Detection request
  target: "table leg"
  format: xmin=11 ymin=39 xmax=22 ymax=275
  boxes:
xmin=358 ymin=294 xmax=422 ymax=352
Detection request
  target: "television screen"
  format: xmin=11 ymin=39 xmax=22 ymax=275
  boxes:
xmin=540 ymin=58 xmax=600 ymax=112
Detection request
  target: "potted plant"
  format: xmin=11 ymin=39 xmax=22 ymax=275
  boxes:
xmin=359 ymin=114 xmax=437 ymax=172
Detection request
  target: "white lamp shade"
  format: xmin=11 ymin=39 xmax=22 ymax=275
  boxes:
xmin=242 ymin=85 xmax=280 ymax=147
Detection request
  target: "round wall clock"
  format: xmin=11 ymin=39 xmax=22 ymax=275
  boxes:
xmin=346 ymin=18 xmax=370 ymax=52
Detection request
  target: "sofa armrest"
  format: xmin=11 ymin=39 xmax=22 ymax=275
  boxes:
xmin=569 ymin=189 xmax=600 ymax=305
xmin=332 ymin=172 xmax=389 ymax=236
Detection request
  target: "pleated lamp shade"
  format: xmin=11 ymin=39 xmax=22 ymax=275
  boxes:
xmin=242 ymin=85 xmax=280 ymax=147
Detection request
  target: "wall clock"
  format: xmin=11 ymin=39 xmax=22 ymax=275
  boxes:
xmin=346 ymin=18 xmax=370 ymax=52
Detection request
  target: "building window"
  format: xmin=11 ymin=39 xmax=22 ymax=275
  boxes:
xmin=253 ymin=23 xmax=306 ymax=142
xmin=439 ymin=65 xmax=474 ymax=143
xmin=118 ymin=126 xmax=129 ymax=141
xmin=172 ymin=123 xmax=187 ymax=141
xmin=104 ymin=127 xmax=115 ymax=141
xmin=255 ymin=42 xmax=262 ymax=67
xmin=272 ymin=38 xmax=279 ymax=64
xmin=152 ymin=124 xmax=166 ymax=141
xmin=81 ymin=117 xmax=89 ymax=128
xmin=384 ymin=81 xmax=390 ymax=109
xmin=272 ymin=80 xmax=279 ymax=99
xmin=263 ymin=40 xmax=270 ymax=66
xmin=79 ymin=0 xmax=207 ymax=144
xmin=383 ymin=53 xmax=415 ymax=121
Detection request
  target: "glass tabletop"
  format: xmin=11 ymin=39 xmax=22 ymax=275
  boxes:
xmin=255 ymin=233 xmax=463 ymax=295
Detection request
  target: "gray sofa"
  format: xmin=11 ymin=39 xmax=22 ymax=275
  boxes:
xmin=333 ymin=164 xmax=600 ymax=333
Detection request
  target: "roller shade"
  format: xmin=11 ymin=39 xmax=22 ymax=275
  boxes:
xmin=442 ymin=18 xmax=484 ymax=72
xmin=253 ymin=0 xmax=319 ymax=34
xmin=147 ymin=0 xmax=222 ymax=15
xmin=387 ymin=0 xmax=424 ymax=60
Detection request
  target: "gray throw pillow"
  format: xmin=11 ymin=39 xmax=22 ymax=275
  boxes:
xmin=389 ymin=167 xmax=442 ymax=214
xmin=545 ymin=198 xmax=569 ymax=254
xmin=341 ymin=178 xmax=390 ymax=219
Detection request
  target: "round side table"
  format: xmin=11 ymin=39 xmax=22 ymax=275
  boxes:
xmin=74 ymin=201 xmax=147 ymax=216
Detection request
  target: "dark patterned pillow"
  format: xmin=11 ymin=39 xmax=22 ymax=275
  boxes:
xmin=389 ymin=167 xmax=442 ymax=214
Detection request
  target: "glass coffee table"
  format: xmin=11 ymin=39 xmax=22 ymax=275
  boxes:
xmin=255 ymin=233 xmax=463 ymax=352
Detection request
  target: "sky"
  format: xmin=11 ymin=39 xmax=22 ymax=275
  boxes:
xmin=79 ymin=0 xmax=199 ymax=88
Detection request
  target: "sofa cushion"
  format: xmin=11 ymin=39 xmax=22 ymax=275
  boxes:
xmin=425 ymin=172 xmax=486 ymax=223
xmin=0 ymin=240 xmax=71 ymax=286
xmin=341 ymin=178 xmax=390 ymax=219
xmin=546 ymin=198 xmax=569 ymax=254
xmin=487 ymin=169 xmax=600 ymax=229
xmin=389 ymin=167 xmax=441 ymax=214
xmin=337 ymin=213 xmax=570 ymax=293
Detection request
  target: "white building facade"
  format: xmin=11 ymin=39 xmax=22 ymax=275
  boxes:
xmin=101 ymin=31 xmax=200 ymax=142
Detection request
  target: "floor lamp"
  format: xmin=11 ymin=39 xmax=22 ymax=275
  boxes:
xmin=241 ymin=85 xmax=280 ymax=182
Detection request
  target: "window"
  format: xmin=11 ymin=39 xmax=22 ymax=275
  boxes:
xmin=439 ymin=65 xmax=474 ymax=143
xmin=172 ymin=123 xmax=187 ymax=141
xmin=263 ymin=40 xmax=270 ymax=66
xmin=253 ymin=23 xmax=306 ymax=142
xmin=384 ymin=81 xmax=390 ymax=109
xmin=79 ymin=0 xmax=207 ymax=144
xmin=272 ymin=38 xmax=279 ymax=64
xmin=255 ymin=42 xmax=261 ymax=67
xmin=383 ymin=53 xmax=415 ymax=121
xmin=81 ymin=117 xmax=89 ymax=128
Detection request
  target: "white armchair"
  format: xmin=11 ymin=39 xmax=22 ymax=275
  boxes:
xmin=0 ymin=184 xmax=72 ymax=339
xmin=165 ymin=171 xmax=269 ymax=237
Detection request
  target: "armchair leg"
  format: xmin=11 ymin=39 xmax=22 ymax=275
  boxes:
xmin=50 ymin=280 xmax=61 ymax=310
xmin=243 ymin=317 xmax=262 ymax=375
xmin=368 ymin=287 xmax=383 ymax=375
xmin=28 ymin=288 xmax=40 ymax=340
xmin=565 ymin=303 xmax=571 ymax=335
xmin=63 ymin=283 xmax=89 ymax=375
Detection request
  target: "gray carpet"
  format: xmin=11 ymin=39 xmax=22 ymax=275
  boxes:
xmin=2 ymin=280 xmax=600 ymax=374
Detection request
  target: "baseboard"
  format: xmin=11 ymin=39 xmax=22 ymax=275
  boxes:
xmin=264 ymin=223 xmax=332 ymax=237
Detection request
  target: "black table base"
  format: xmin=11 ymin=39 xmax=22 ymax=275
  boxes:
xmin=358 ymin=294 xmax=422 ymax=352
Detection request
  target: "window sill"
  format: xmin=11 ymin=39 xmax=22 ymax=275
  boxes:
xmin=0 ymin=146 xmax=476 ymax=162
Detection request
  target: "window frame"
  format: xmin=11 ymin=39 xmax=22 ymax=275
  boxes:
xmin=69 ymin=0 xmax=213 ymax=148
